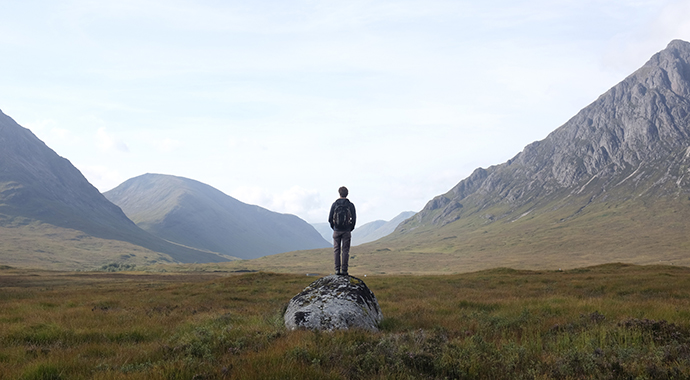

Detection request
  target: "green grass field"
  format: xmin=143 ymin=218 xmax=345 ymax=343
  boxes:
xmin=2 ymin=263 xmax=690 ymax=379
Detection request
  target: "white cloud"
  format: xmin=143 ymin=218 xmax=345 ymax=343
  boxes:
xmin=231 ymin=185 xmax=326 ymax=221
xmin=96 ymin=127 xmax=129 ymax=153
xmin=649 ymin=1 xmax=690 ymax=38
xmin=5 ymin=0 xmax=690 ymax=226
xmin=602 ymin=0 xmax=690 ymax=73
xmin=24 ymin=119 xmax=84 ymax=153
xmin=23 ymin=118 xmax=57 ymax=133
xmin=62 ymin=0 xmax=461 ymax=35
xmin=154 ymin=137 xmax=182 ymax=153
xmin=78 ymin=164 xmax=126 ymax=192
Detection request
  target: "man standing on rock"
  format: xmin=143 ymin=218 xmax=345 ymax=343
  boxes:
xmin=329 ymin=186 xmax=356 ymax=276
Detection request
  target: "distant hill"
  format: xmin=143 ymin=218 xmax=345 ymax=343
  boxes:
xmin=353 ymin=211 xmax=416 ymax=245
xmin=312 ymin=211 xmax=416 ymax=246
xmin=0 ymin=110 xmax=229 ymax=270
xmin=104 ymin=174 xmax=330 ymax=259
xmin=311 ymin=223 xmax=334 ymax=243
xmin=351 ymin=221 xmax=387 ymax=244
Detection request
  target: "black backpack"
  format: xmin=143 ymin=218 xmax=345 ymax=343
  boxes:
xmin=332 ymin=202 xmax=352 ymax=230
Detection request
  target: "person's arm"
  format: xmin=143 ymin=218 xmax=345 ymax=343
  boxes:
xmin=350 ymin=202 xmax=356 ymax=231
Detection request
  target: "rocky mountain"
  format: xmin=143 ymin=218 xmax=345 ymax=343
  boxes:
xmin=0 ymin=110 xmax=229 ymax=269
xmin=380 ymin=40 xmax=690 ymax=270
xmin=104 ymin=174 xmax=330 ymax=260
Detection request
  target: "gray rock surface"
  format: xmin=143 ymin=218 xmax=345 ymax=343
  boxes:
xmin=284 ymin=275 xmax=383 ymax=332
xmin=399 ymin=39 xmax=690 ymax=230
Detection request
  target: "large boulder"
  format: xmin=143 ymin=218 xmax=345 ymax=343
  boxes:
xmin=284 ymin=275 xmax=383 ymax=332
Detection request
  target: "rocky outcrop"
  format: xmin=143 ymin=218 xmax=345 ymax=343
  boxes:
xmin=404 ymin=39 xmax=690 ymax=228
xmin=284 ymin=275 xmax=383 ymax=332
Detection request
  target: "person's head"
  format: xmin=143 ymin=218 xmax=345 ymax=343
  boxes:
xmin=338 ymin=186 xmax=348 ymax=198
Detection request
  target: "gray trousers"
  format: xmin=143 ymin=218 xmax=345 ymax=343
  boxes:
xmin=332 ymin=230 xmax=351 ymax=273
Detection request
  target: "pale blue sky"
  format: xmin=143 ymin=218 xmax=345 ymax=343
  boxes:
xmin=2 ymin=0 xmax=690 ymax=224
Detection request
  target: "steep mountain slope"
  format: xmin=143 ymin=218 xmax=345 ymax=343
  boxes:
xmin=0 ymin=110 xmax=229 ymax=269
xmin=104 ymin=174 xmax=330 ymax=259
xmin=369 ymin=39 xmax=690 ymax=270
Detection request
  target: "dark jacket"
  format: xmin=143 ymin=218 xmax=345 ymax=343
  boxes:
xmin=328 ymin=198 xmax=356 ymax=231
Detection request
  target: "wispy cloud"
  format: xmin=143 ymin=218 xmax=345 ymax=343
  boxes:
xmin=96 ymin=127 xmax=129 ymax=153
xmin=232 ymin=185 xmax=325 ymax=221
xmin=78 ymin=164 xmax=126 ymax=192
xmin=4 ymin=0 xmax=690 ymax=224
xmin=154 ymin=138 xmax=182 ymax=153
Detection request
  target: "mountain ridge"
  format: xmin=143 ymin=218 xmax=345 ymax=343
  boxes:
xmin=401 ymin=39 xmax=690 ymax=231
xmin=311 ymin=38 xmax=690 ymax=273
xmin=5 ymin=40 xmax=690 ymax=273
xmin=221 ymin=40 xmax=690 ymax=275
xmin=0 ymin=110 xmax=229 ymax=269
xmin=104 ymin=173 xmax=330 ymax=260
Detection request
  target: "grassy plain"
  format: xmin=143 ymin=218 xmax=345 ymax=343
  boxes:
xmin=2 ymin=263 xmax=690 ymax=379
xmin=215 ymin=197 xmax=690 ymax=276
xmin=0 ymin=222 xmax=173 ymax=271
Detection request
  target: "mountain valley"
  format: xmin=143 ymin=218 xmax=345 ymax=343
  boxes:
xmin=4 ymin=40 xmax=690 ymax=273
xmin=312 ymin=211 xmax=416 ymax=246
xmin=0 ymin=113 xmax=328 ymax=269
xmin=216 ymin=40 xmax=690 ymax=274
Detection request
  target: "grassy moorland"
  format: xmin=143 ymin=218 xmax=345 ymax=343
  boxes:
xmin=213 ymin=197 xmax=690 ymax=276
xmin=2 ymin=263 xmax=690 ymax=379
xmin=0 ymin=222 xmax=173 ymax=271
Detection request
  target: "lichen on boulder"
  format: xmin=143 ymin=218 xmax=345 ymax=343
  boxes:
xmin=284 ymin=274 xmax=383 ymax=332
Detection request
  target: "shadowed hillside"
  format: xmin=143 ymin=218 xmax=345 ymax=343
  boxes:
xmin=104 ymin=174 xmax=330 ymax=260
xmin=0 ymin=110 xmax=229 ymax=269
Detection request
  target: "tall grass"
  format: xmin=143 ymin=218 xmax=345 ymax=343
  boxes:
xmin=2 ymin=264 xmax=690 ymax=379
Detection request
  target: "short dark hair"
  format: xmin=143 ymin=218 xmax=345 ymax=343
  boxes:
xmin=338 ymin=186 xmax=348 ymax=197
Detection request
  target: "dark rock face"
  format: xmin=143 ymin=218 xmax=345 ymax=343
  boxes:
xmin=284 ymin=275 xmax=383 ymax=332
xmin=403 ymin=39 xmax=690 ymax=229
